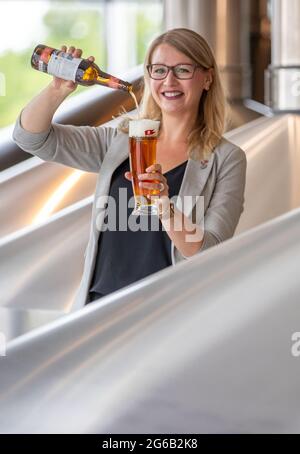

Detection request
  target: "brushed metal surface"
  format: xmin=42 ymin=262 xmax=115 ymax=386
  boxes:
xmin=1 ymin=204 xmax=300 ymax=433
xmin=0 ymin=307 xmax=63 ymax=343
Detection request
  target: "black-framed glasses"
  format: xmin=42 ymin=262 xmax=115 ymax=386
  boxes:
xmin=147 ymin=63 xmax=203 ymax=80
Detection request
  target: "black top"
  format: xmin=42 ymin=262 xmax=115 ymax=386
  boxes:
xmin=87 ymin=157 xmax=187 ymax=303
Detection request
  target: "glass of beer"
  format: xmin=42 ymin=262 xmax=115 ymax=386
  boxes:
xmin=129 ymin=119 xmax=160 ymax=215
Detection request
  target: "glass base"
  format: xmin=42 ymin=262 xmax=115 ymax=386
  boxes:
xmin=132 ymin=196 xmax=158 ymax=216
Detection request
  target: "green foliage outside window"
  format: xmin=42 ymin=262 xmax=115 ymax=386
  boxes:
xmin=0 ymin=1 xmax=162 ymax=129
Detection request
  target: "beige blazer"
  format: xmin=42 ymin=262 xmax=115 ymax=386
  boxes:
xmin=13 ymin=114 xmax=247 ymax=310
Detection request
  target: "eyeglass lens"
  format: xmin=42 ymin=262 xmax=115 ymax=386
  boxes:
xmin=149 ymin=64 xmax=196 ymax=79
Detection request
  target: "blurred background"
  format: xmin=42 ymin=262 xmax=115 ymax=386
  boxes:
xmin=0 ymin=0 xmax=274 ymax=131
xmin=0 ymin=0 xmax=163 ymax=129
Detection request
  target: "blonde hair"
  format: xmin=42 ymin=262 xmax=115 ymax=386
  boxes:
xmin=118 ymin=28 xmax=227 ymax=160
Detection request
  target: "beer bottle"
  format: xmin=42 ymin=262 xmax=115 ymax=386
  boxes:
xmin=31 ymin=44 xmax=133 ymax=92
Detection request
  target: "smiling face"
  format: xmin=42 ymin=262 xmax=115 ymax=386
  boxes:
xmin=148 ymin=43 xmax=212 ymax=118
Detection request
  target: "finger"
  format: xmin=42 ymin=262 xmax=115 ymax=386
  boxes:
xmin=139 ymin=182 xmax=162 ymax=191
xmin=124 ymin=171 xmax=132 ymax=179
xmin=73 ymin=48 xmax=82 ymax=58
xmin=146 ymin=163 xmax=162 ymax=172
xmin=67 ymin=46 xmax=75 ymax=54
xmin=138 ymin=173 xmax=163 ymax=181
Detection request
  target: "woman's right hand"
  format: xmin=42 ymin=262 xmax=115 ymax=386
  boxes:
xmin=50 ymin=45 xmax=95 ymax=94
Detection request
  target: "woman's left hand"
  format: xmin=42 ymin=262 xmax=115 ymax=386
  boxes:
xmin=125 ymin=163 xmax=169 ymax=198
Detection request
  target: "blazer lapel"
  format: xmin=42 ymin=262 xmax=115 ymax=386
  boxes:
xmin=103 ymin=132 xmax=130 ymax=175
xmin=177 ymin=152 xmax=215 ymax=217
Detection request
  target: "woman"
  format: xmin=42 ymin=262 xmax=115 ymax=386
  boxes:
xmin=12 ymin=28 xmax=247 ymax=309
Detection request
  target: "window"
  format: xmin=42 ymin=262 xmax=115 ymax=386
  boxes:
xmin=0 ymin=0 xmax=163 ymax=128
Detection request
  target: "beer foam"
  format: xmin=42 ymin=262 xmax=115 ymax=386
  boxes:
xmin=129 ymin=119 xmax=160 ymax=137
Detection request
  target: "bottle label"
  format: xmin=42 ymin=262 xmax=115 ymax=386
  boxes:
xmin=38 ymin=60 xmax=48 ymax=72
xmin=47 ymin=51 xmax=82 ymax=82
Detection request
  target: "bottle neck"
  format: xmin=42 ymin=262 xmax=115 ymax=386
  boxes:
xmin=95 ymin=76 xmax=132 ymax=92
xmin=95 ymin=75 xmax=111 ymax=86
xmin=93 ymin=62 xmax=132 ymax=92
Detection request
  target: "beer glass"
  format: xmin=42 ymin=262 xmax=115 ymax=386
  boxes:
xmin=129 ymin=119 xmax=160 ymax=215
